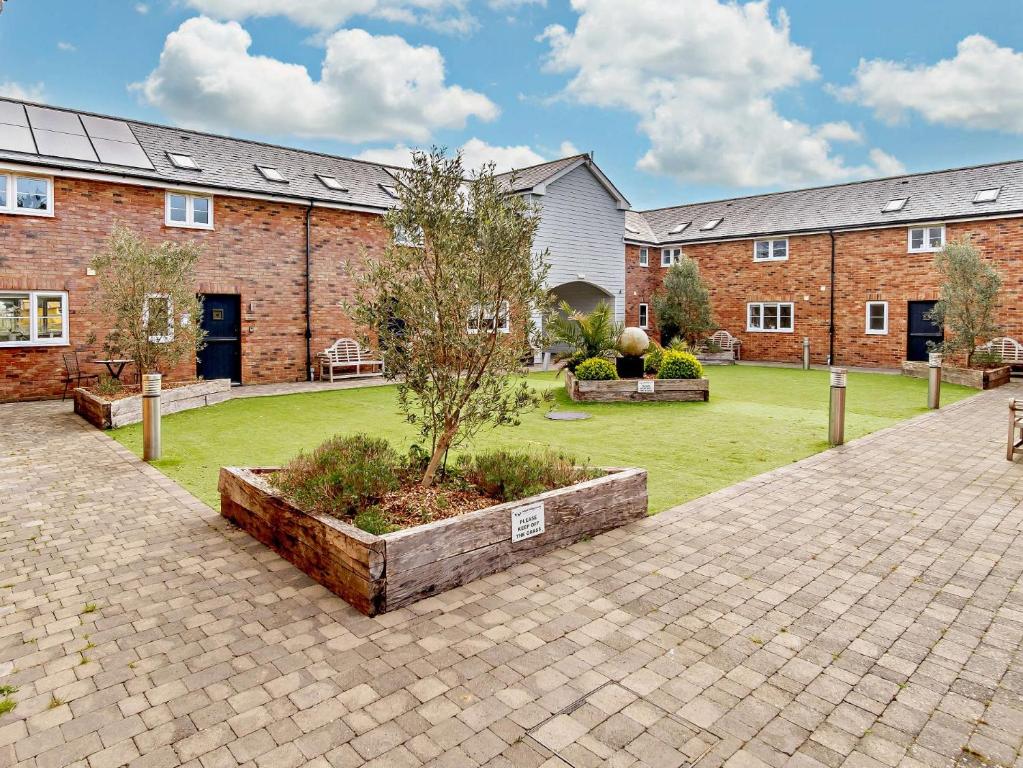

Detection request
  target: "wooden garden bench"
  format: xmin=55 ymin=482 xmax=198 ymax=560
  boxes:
xmin=978 ymin=337 xmax=1023 ymax=365
xmin=707 ymin=330 xmax=742 ymax=360
xmin=1009 ymin=399 xmax=1023 ymax=461
xmin=317 ymin=338 xmax=384 ymax=381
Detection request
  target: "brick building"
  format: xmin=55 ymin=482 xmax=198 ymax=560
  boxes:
xmin=1 ymin=95 xmax=1021 ymax=401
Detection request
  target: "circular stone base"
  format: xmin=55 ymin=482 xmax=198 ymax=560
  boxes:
xmin=545 ymin=411 xmax=592 ymax=421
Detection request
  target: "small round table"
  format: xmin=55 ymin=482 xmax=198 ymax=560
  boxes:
xmin=92 ymin=359 xmax=133 ymax=381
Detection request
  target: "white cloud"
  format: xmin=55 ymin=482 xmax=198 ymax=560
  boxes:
xmin=557 ymin=140 xmax=580 ymax=156
xmin=838 ymin=35 xmax=1023 ymax=133
xmin=57 ymin=41 xmax=77 ymax=52
xmin=489 ymin=0 xmax=546 ymax=9
xmin=136 ymin=17 xmax=497 ymax=143
xmin=541 ymin=0 xmax=900 ymax=187
xmin=356 ymin=137 xmax=547 ymax=172
xmin=185 ymin=0 xmax=476 ymax=34
xmin=135 ymin=3 xmax=149 ymax=13
xmin=0 ymin=81 xmax=45 ymax=101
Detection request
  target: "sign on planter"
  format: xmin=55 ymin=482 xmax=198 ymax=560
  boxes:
xmin=637 ymin=380 xmax=655 ymax=394
xmin=511 ymin=501 xmax=545 ymax=542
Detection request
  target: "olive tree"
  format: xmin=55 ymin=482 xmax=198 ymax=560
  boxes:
xmin=926 ymin=237 xmax=1003 ymax=366
xmin=352 ymin=149 xmax=552 ymax=487
xmin=89 ymin=226 xmax=205 ymax=376
xmin=651 ymin=255 xmax=716 ymax=345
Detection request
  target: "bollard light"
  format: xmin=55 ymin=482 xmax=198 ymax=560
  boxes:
xmin=142 ymin=373 xmax=162 ymax=462
xmin=829 ymin=367 xmax=847 ymax=446
xmin=802 ymin=337 xmax=811 ymax=370
xmin=927 ymin=352 xmax=942 ymax=410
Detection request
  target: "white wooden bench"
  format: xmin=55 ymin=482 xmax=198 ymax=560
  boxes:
xmin=978 ymin=337 xmax=1023 ymax=364
xmin=317 ymin=338 xmax=384 ymax=381
xmin=707 ymin=330 xmax=742 ymax=361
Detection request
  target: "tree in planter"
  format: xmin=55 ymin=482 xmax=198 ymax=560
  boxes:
xmin=547 ymin=300 xmax=622 ymax=372
xmin=88 ymin=226 xmax=205 ymax=382
xmin=926 ymin=237 xmax=1003 ymax=367
xmin=352 ymin=149 xmax=552 ymax=487
xmin=651 ymin=256 xmax=716 ymax=346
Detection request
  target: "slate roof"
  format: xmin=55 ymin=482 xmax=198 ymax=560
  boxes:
xmin=633 ymin=160 xmax=1023 ymax=244
xmin=493 ymin=155 xmax=588 ymax=193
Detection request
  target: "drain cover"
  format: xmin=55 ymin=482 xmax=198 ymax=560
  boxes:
xmin=545 ymin=411 xmax=591 ymax=421
xmin=528 ymin=682 xmax=719 ymax=768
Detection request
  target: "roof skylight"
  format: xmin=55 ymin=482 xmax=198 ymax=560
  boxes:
xmin=668 ymin=222 xmax=689 ymax=235
xmin=317 ymin=174 xmax=347 ymax=192
xmin=256 ymin=165 xmax=287 ymax=182
xmin=700 ymin=218 xmax=722 ymax=231
xmin=973 ymin=187 xmax=1000 ymax=203
xmin=624 ymin=225 xmax=640 ymax=235
xmin=380 ymin=183 xmax=399 ymax=199
xmin=167 ymin=152 xmax=199 ymax=170
xmin=882 ymin=197 xmax=908 ymax=212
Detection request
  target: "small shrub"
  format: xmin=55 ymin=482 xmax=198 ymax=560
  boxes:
xmin=458 ymin=449 xmax=599 ymax=502
xmin=970 ymin=348 xmax=1003 ymax=368
xmin=657 ymin=351 xmax=703 ymax=380
xmin=561 ymin=350 xmax=588 ymax=374
xmin=94 ymin=374 xmax=123 ymax=398
xmin=271 ymin=434 xmax=401 ymax=519
xmin=665 ymin=336 xmax=694 ymax=353
xmin=354 ymin=507 xmax=397 ymax=535
xmin=644 ymin=344 xmax=664 ymax=375
xmin=574 ymin=357 xmax=618 ymax=381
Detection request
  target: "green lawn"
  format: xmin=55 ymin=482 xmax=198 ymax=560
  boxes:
xmin=110 ymin=366 xmax=973 ymax=514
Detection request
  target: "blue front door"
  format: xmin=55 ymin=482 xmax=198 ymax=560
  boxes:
xmin=197 ymin=294 xmax=241 ymax=383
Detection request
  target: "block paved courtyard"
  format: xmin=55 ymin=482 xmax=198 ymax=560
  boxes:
xmin=1 ymin=386 xmax=1022 ymax=768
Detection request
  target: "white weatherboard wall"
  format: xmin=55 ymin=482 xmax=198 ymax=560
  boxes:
xmin=531 ymin=164 xmax=626 ymax=322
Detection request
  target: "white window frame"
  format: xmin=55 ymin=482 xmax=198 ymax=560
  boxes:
xmin=865 ymin=301 xmax=888 ymax=335
xmin=638 ymin=303 xmax=648 ymax=329
xmin=661 ymin=248 xmax=681 ymax=267
xmin=165 ymin=191 xmax=214 ymax=230
xmin=0 ymin=290 xmax=69 ymax=347
xmin=907 ymin=225 xmax=945 ymax=253
xmin=639 ymin=247 xmax=648 ymax=267
xmin=143 ymin=293 xmax=174 ymax=344
xmin=747 ymin=302 xmax=794 ymax=333
xmin=753 ymin=239 xmax=788 ymax=262
xmin=0 ymin=172 xmax=54 ymax=218
xmin=393 ymin=224 xmax=424 ymax=248
xmin=467 ymin=300 xmax=510 ymax=335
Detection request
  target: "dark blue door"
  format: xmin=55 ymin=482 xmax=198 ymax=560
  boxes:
xmin=197 ymin=294 xmax=241 ymax=383
xmin=907 ymin=301 xmax=941 ymax=361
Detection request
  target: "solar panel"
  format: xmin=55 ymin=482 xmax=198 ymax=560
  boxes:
xmin=81 ymin=115 xmax=136 ymax=143
xmin=32 ymin=128 xmax=98 ymax=161
xmin=26 ymin=105 xmax=84 ymax=134
xmin=92 ymin=137 xmax=153 ymax=169
xmin=0 ymin=122 xmax=35 ymax=154
xmin=0 ymin=100 xmax=28 ymax=126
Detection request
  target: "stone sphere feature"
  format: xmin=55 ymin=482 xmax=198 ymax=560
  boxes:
xmin=618 ymin=327 xmax=650 ymax=357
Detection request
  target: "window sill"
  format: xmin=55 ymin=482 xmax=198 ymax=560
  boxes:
xmin=0 ymin=340 xmax=70 ymax=348
xmin=746 ymin=328 xmax=794 ymax=334
xmin=753 ymin=257 xmax=788 ymax=263
xmin=0 ymin=208 xmax=54 ymax=218
xmin=166 ymin=221 xmax=214 ymax=231
xmin=908 ymin=247 xmax=942 ymax=254
xmin=865 ymin=330 xmax=889 ymax=336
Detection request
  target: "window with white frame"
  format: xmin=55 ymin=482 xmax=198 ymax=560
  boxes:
xmin=393 ymin=224 xmax=424 ymax=247
xmin=0 ymin=291 xmax=68 ymax=347
xmin=0 ymin=173 xmax=53 ymax=216
xmin=639 ymin=247 xmax=648 ymax=267
xmin=753 ymin=239 xmax=788 ymax=262
xmin=638 ymin=303 xmax=648 ymax=329
xmin=143 ymin=294 xmax=174 ymax=343
xmin=468 ymin=301 xmax=510 ymax=334
xmin=661 ymin=248 xmax=681 ymax=267
xmin=165 ymin=192 xmax=213 ymax=229
xmin=865 ymin=301 xmax=888 ymax=335
xmin=908 ymin=225 xmax=944 ymax=253
xmin=747 ymin=302 xmax=793 ymax=332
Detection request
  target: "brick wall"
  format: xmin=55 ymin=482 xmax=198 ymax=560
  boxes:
xmin=626 ymin=217 xmax=1023 ymax=368
xmin=0 ymin=176 xmax=387 ymax=402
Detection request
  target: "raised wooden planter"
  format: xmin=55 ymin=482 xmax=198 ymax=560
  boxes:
xmin=219 ymin=465 xmax=648 ymax=616
xmin=74 ymin=378 xmax=232 ymax=429
xmin=901 ymin=361 xmax=1010 ymax=390
xmin=696 ymin=351 xmax=735 ymax=366
xmin=564 ymin=370 xmax=709 ymax=402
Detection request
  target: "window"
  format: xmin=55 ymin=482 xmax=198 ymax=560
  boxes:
xmin=908 ymin=225 xmax=944 ymax=253
xmin=747 ymin=302 xmax=793 ymax=332
xmin=883 ymin=198 xmax=907 ymax=213
xmin=393 ymin=224 xmax=423 ymax=247
xmin=317 ymin=174 xmax=347 ymax=192
xmin=866 ymin=301 xmax=888 ymax=335
xmin=700 ymin=218 xmax=722 ymax=231
xmin=165 ymin=192 xmax=213 ymax=229
xmin=0 ymin=173 xmax=52 ymax=216
xmin=974 ymin=188 xmax=1000 ymax=203
xmin=468 ymin=301 xmax=509 ymax=334
xmin=0 ymin=291 xmax=68 ymax=347
xmin=639 ymin=248 xmax=648 ymax=267
xmin=668 ymin=222 xmax=689 ymax=235
xmin=380 ymin=183 xmax=399 ymax=199
xmin=167 ymin=152 xmax=199 ymax=170
xmin=143 ymin=294 xmax=174 ymax=343
xmin=661 ymin=248 xmax=681 ymax=267
xmin=256 ymin=165 xmax=286 ymax=182
xmin=638 ymin=303 xmax=648 ymax=329
xmin=753 ymin=239 xmax=788 ymax=262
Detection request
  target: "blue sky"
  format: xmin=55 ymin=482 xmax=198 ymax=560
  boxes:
xmin=1 ymin=0 xmax=1022 ymax=209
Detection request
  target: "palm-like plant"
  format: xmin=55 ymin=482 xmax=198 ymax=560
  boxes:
xmin=547 ymin=300 xmax=623 ymax=370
